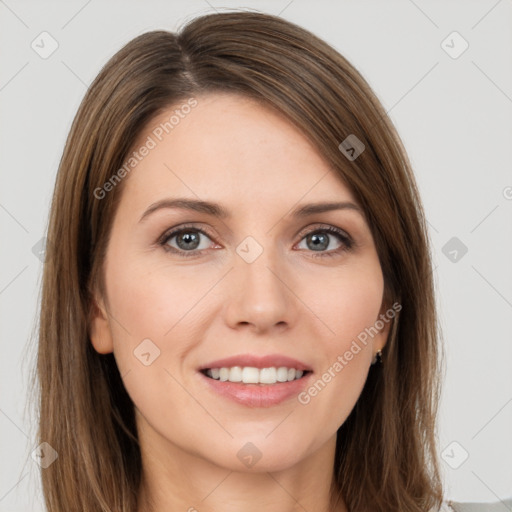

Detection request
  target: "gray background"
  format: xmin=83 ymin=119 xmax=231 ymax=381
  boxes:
xmin=1 ymin=0 xmax=511 ymax=510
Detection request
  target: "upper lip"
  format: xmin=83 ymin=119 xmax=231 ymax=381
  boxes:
xmin=199 ymin=353 xmax=313 ymax=372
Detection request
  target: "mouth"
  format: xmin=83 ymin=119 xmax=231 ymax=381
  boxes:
xmin=197 ymin=363 xmax=314 ymax=407
xmin=200 ymin=366 xmax=312 ymax=385
xmin=196 ymin=353 xmax=314 ymax=407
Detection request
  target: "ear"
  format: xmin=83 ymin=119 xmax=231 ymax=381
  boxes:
xmin=88 ymin=294 xmax=114 ymax=354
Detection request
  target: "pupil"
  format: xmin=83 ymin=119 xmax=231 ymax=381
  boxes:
xmin=178 ymin=232 xmax=200 ymax=250
xmin=309 ymin=233 xmax=328 ymax=251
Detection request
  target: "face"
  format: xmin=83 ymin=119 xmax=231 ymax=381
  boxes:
xmin=90 ymin=92 xmax=390 ymax=473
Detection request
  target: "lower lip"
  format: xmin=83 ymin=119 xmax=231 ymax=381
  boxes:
xmin=198 ymin=371 xmax=313 ymax=408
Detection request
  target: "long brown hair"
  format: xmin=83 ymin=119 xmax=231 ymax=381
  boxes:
xmin=34 ymin=10 xmax=444 ymax=511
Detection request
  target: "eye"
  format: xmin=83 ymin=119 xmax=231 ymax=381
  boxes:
xmin=158 ymin=223 xmax=354 ymax=259
xmin=159 ymin=224 xmax=216 ymax=258
xmin=295 ymin=225 xmax=354 ymax=258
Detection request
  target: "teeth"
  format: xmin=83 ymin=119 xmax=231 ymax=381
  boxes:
xmin=204 ymin=366 xmax=307 ymax=384
xmin=242 ymin=367 xmax=260 ymax=384
xmin=260 ymin=367 xmax=277 ymax=384
xmin=229 ymin=366 xmax=243 ymax=382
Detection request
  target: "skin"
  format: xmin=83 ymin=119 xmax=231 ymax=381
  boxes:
xmin=89 ymin=92 xmax=390 ymax=512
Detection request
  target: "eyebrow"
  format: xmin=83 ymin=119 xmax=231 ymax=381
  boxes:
xmin=138 ymin=197 xmax=364 ymax=223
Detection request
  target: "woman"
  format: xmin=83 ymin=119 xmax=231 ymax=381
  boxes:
xmin=34 ymin=10 xmax=508 ymax=512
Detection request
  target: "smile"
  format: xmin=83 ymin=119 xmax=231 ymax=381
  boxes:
xmin=198 ymin=368 xmax=313 ymax=407
xmin=201 ymin=366 xmax=308 ymax=384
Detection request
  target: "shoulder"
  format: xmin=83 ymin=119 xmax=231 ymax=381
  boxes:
xmin=436 ymin=498 xmax=512 ymax=511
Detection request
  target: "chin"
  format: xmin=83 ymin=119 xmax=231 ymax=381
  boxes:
xmin=213 ymin=435 xmax=311 ymax=473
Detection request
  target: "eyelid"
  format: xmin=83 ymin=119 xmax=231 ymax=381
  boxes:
xmin=295 ymin=222 xmax=351 ymax=240
xmin=157 ymin=223 xmax=216 ymax=245
xmin=159 ymin=222 xmax=351 ymax=242
xmin=158 ymin=222 xmax=354 ymax=256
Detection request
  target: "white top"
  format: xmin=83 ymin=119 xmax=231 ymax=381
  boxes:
xmin=437 ymin=498 xmax=512 ymax=511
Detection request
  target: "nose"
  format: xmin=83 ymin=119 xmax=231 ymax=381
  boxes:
xmin=223 ymin=245 xmax=298 ymax=334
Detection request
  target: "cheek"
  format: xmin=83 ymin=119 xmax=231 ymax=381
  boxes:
xmin=297 ymin=263 xmax=383 ymax=419
xmin=106 ymin=256 xmax=208 ymax=343
xmin=102 ymin=253 xmax=184 ymax=377
xmin=313 ymin=261 xmax=385 ymax=349
xmin=104 ymin=254 xmax=223 ymax=398
xmin=103 ymin=260 xmax=201 ymax=432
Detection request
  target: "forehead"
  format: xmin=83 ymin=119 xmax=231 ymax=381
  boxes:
xmin=121 ymin=92 xmax=358 ymax=215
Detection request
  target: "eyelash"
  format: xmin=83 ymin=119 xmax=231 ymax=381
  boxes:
xmin=157 ymin=223 xmax=354 ymax=259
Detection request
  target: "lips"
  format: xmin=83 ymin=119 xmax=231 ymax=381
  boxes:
xmin=198 ymin=353 xmax=313 ymax=372
xmin=196 ymin=353 xmax=314 ymax=407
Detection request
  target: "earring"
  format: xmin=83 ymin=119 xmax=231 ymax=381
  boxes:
xmin=371 ymin=349 xmax=383 ymax=365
